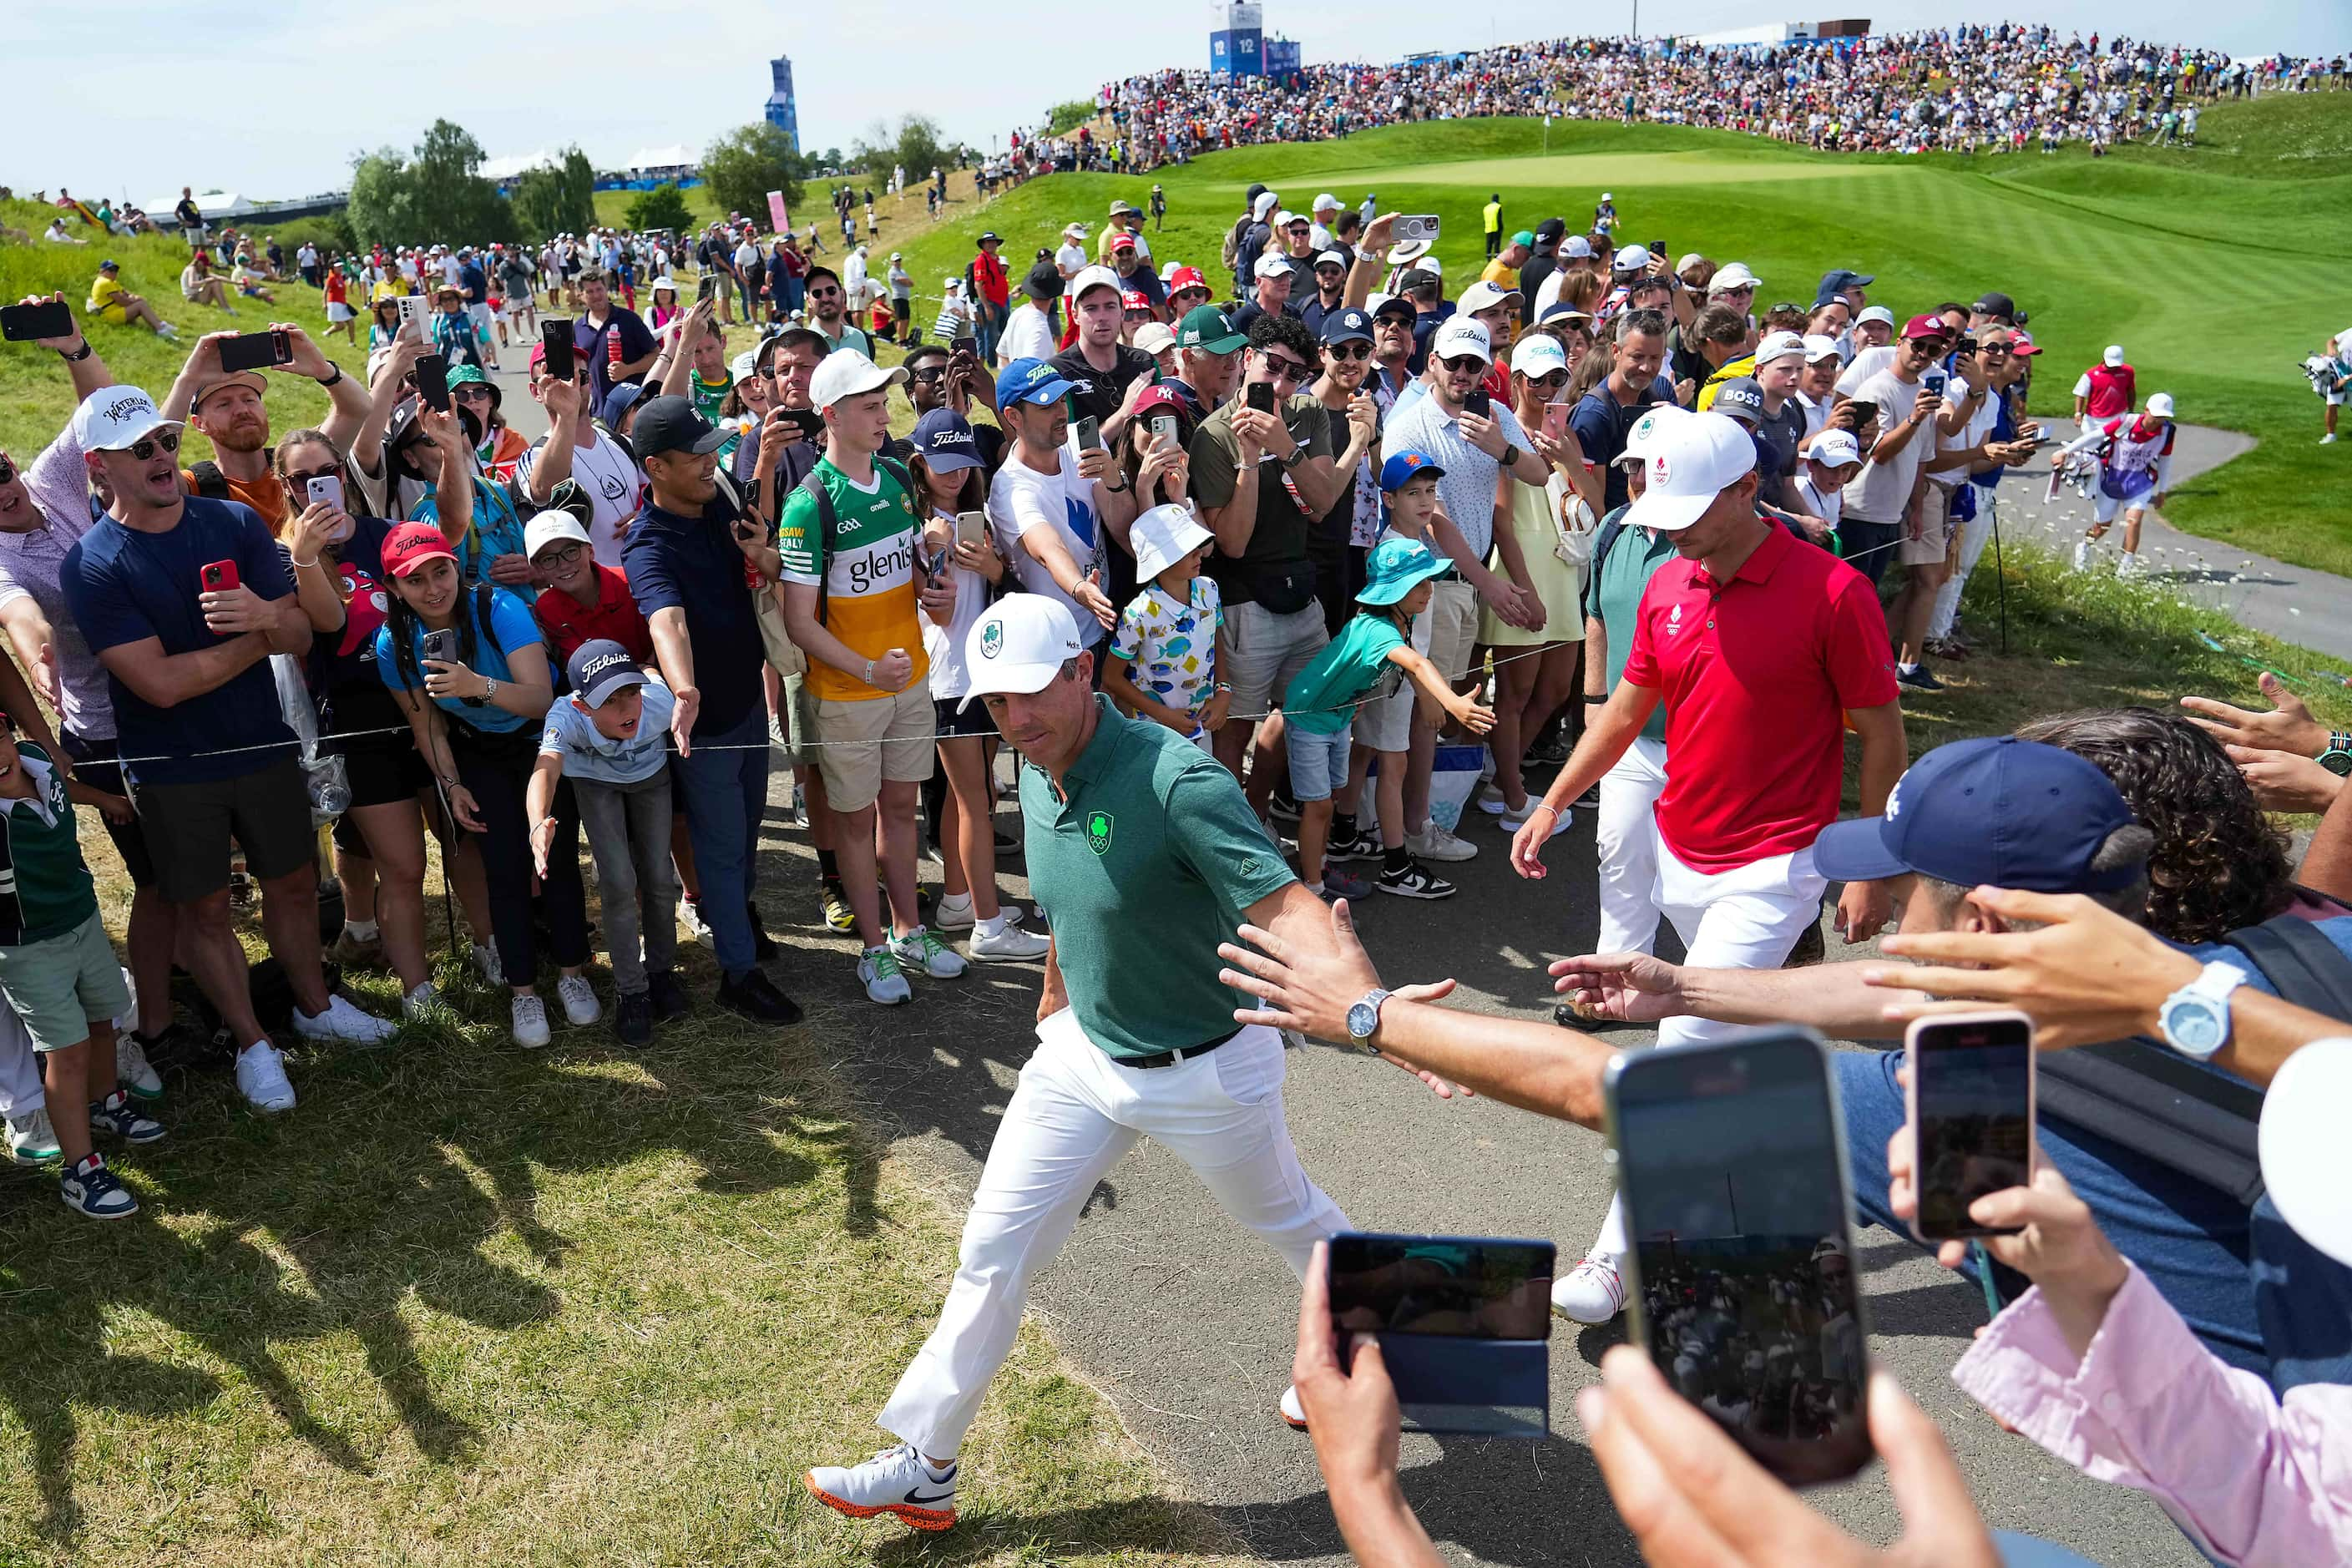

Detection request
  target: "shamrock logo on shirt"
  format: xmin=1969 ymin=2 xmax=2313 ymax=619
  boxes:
xmin=1085 ymin=809 xmax=1115 ymax=855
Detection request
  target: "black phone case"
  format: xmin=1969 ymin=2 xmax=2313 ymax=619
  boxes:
xmin=0 ymin=301 xmax=73 ymax=342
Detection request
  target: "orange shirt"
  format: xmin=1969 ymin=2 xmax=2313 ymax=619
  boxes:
xmin=181 ymin=465 xmax=286 ymax=530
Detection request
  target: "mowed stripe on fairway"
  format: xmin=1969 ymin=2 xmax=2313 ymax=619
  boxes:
xmin=1297 ymin=148 xmax=1904 ymax=190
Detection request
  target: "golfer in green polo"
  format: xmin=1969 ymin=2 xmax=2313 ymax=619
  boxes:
xmin=805 ymin=593 xmax=1363 ymax=1532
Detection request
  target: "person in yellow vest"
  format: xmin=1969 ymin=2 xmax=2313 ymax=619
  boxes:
xmin=1481 ymin=194 xmax=1505 ymax=260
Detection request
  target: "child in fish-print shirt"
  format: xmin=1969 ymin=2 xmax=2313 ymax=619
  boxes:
xmin=1104 ymin=503 xmax=1227 ymax=751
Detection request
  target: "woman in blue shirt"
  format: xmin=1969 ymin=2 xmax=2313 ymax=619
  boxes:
xmin=374 ymin=522 xmax=594 ymax=1047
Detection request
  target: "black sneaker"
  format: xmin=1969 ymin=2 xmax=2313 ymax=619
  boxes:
xmin=646 ymin=969 xmax=692 ymax=1022
xmin=1896 ymin=664 xmax=1945 ymax=692
xmin=1269 ymin=787 xmax=1302 ymax=824
xmin=1377 ymin=859 xmax=1455 ymax=900
xmin=747 ymin=902 xmax=780 ymax=961
xmin=1553 ymin=1000 xmax=1635 ymax=1034
xmin=1575 ymin=782 xmax=1603 ymax=810
xmin=615 ymin=991 xmax=654 ymax=1047
xmin=1325 ymin=827 xmax=1383 ymax=862
xmin=130 ymin=1020 xmax=204 ymax=1074
xmin=719 ymin=969 xmax=804 ymax=1025
xmin=994 ymin=827 xmax=1022 ymax=858
xmin=1787 ymin=918 xmax=1828 ymax=969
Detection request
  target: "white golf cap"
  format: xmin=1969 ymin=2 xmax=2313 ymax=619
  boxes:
xmin=807 ymin=350 xmax=907 ymax=412
xmin=1625 ymin=412 xmax=1756 ymax=533
xmin=2261 ymin=1037 xmax=2352 ymax=1266
xmin=1562 ymin=235 xmax=1593 ymax=259
xmin=1621 ymin=402 xmax=1694 ymax=464
xmin=731 ymin=348 xmax=760 ymax=381
xmin=1429 ymin=316 xmax=1493 ymax=365
xmin=2147 ymin=391 xmax=2176 ymax=418
xmin=2103 ymin=344 xmax=2127 ymax=367
xmin=1131 ymin=321 xmax=1176 ymax=357
xmin=1856 ymin=305 xmax=1897 ymax=328
xmin=1070 ymin=263 xmax=1123 ymax=301
xmin=1601 ymin=191 xmax=1614 ymax=200
xmin=1611 ymin=245 xmax=1652 ymax=274
xmin=1510 ymin=334 xmax=1569 ymax=378
xmin=1675 ymin=252 xmax=1707 ymax=276
xmin=959 ymin=594 xmax=1085 ymax=709
xmin=1273 ymin=210 xmax=1305 ymax=229
xmin=1458 ymin=280 xmax=1518 ymax=315
xmin=1802 ymin=333 xmax=1844 ymax=363
xmin=1063 ymin=221 xmax=1090 ymax=237
xmin=524 ymin=511 xmax=592 ymax=560
xmin=1313 ymin=248 xmax=1349 ymax=271
xmin=650 ymin=276 xmax=680 ymax=294
xmin=1252 ymin=190 xmax=1280 ymax=218
xmin=1709 ymin=261 xmax=1763 ymax=293
xmin=1130 ymin=503 xmax=1214 ymax=583
xmin=72 ymin=386 xmax=180 ymax=453
xmin=1808 ymin=428 xmax=1864 ymax=467
xmin=1313 ymin=192 xmax=1341 ymax=212
xmin=1253 ymin=251 xmax=1297 ymax=281
xmin=1754 ymin=330 xmax=1808 ymax=366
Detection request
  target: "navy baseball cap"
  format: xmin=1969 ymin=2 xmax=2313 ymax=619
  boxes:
xmin=630 ymin=395 xmax=726 ymax=459
xmin=994 ymin=357 xmax=1075 ymax=407
xmin=1319 ymin=307 xmax=1374 ymax=346
xmin=910 ymin=408 xmax=983 ymax=473
xmin=1814 ymin=267 xmax=1875 ymax=305
xmin=565 ymin=639 xmax=648 ymax=709
xmin=1812 ymin=737 xmax=2140 ymax=892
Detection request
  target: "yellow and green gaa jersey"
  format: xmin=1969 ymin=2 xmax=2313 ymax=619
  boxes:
xmin=776 ymin=458 xmax=929 ymax=702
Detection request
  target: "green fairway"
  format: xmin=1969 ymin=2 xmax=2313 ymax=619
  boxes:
xmin=891 ymin=104 xmax=2352 ymax=575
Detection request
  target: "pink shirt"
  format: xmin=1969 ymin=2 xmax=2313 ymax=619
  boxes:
xmin=1952 ymin=1262 xmax=2352 ymax=1565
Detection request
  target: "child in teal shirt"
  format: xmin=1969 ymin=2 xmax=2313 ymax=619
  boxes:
xmin=1281 ymin=536 xmax=1493 ymax=899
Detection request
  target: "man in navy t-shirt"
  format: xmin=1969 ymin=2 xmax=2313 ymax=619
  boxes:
xmin=572 ymin=272 xmax=659 ymax=408
xmin=58 ymin=386 xmax=393 ymax=1115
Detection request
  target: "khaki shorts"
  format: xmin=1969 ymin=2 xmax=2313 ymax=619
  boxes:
xmin=1898 ymin=498 xmax=1960 ymax=566
xmin=1423 ymin=578 xmax=1479 ymax=684
xmin=814 ymin=684 xmax=937 ymax=812
xmin=0 ymin=908 xmax=131 ymax=1053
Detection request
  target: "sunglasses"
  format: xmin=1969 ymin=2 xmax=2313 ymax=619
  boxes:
xmin=123 ymin=431 xmax=183 ymax=461
xmin=1325 ymin=341 xmax=1373 ymax=361
xmin=1769 ymin=301 xmax=1802 ymax=315
xmin=1260 ymin=355 xmax=1313 ymax=383
xmin=1911 ymin=337 xmax=1954 ymax=354
xmin=283 ymin=467 xmax=339 ymax=488
xmin=1980 ymin=343 xmax=2015 ymax=357
xmin=809 ymin=286 xmax=842 ymax=300
xmin=1526 ymin=370 xmax=1569 ymax=390
xmin=0 ymin=458 xmax=14 ymax=488
xmin=453 ymin=384 xmax=494 ymax=401
xmin=908 ymin=365 xmax=948 ymax=382
xmin=1440 ymin=354 xmax=1488 ymax=375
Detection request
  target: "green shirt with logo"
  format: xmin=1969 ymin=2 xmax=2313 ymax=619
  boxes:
xmin=0 ymin=745 xmax=99 ymax=945
xmin=1019 ymin=696 xmax=1297 ymax=1060
xmin=1591 ymin=507 xmax=1677 ymax=746
xmin=775 ymin=455 xmax=928 ymax=702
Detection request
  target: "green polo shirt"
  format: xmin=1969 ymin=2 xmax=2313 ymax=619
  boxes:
xmin=1591 ymin=508 xmax=1677 ymax=746
xmin=1021 ymin=696 xmax=1296 ymax=1060
xmin=0 ymin=746 xmax=99 ymax=944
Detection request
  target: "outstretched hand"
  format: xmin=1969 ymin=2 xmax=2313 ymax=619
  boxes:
xmin=1219 ymin=898 xmax=1471 ymax=1100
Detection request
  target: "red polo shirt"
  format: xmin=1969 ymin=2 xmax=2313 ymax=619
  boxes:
xmin=532 ymin=562 xmax=652 ymax=663
xmin=1621 ymin=523 xmax=1897 ymax=873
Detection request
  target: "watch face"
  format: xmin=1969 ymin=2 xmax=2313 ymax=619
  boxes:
xmin=1347 ymin=1000 xmax=1379 ymax=1040
xmin=2165 ymin=998 xmax=2225 ymax=1055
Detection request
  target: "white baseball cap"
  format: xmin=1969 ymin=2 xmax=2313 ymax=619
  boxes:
xmin=959 ymin=594 xmax=1085 ymax=709
xmin=1130 ymin=503 xmax=1214 ymax=582
xmin=1313 ymin=192 xmax=1341 ymax=213
xmin=1802 ymin=333 xmax=1844 ymax=363
xmin=1313 ymin=248 xmax=1350 ymax=272
xmin=2103 ymin=344 xmax=2127 ymax=367
xmin=1131 ymin=321 xmax=1176 ymax=357
xmin=1611 ymin=245 xmax=1652 ymax=274
xmin=2147 ymin=392 xmax=2176 ymax=418
xmin=1619 ymin=402 xmax=1693 ymax=465
xmin=1252 ymin=190 xmax=1281 ymax=219
xmin=524 ymin=511 xmax=593 ymax=561
xmin=2261 ymin=1038 xmax=2352 ymax=1266
xmin=72 ymin=386 xmax=180 ymax=453
xmin=1070 ymin=264 xmax=1123 ymax=302
xmin=1808 ymin=428 xmax=1864 ymax=468
xmin=1562 ymin=235 xmax=1594 ymax=259
xmin=1429 ymin=316 xmax=1493 ymax=366
xmin=731 ymin=348 xmax=760 ymax=381
xmin=1675 ymin=252 xmax=1707 ymax=276
xmin=1709 ymin=261 xmax=1763 ymax=293
xmin=1856 ymin=305 xmax=1896 ymax=328
xmin=1510 ymin=334 xmax=1569 ymax=379
xmin=1273 ymin=210 xmax=1306 ymax=230
xmin=1754 ymin=330 xmax=1808 ymax=366
xmin=1253 ymin=251 xmax=1297 ymax=281
xmin=1063 ymin=221 xmax=1090 ymax=238
xmin=807 ymin=350 xmax=907 ymax=412
xmin=1601 ymin=191 xmax=1614 ymax=200
xmin=1625 ymin=412 xmax=1757 ymax=532
xmin=1458 ymin=280 xmax=1518 ymax=315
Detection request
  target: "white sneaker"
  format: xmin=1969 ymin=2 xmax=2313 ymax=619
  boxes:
xmin=402 ymin=981 xmax=438 ymax=1018
xmin=969 ymin=921 xmax=1050 ymax=962
xmin=1550 ymin=1252 xmax=1627 ymax=1324
xmin=556 ymin=974 xmax=601 ymax=1026
xmin=932 ymin=893 xmax=977 ymax=931
xmin=1280 ymin=1383 xmax=1308 ymax=1430
xmin=889 ymin=925 xmax=967 ymax=979
xmin=7 ymin=1106 xmax=60 ymax=1164
xmin=235 ymin=1040 xmax=297 ymax=1114
xmin=858 ymin=947 xmax=913 ymax=1006
xmin=511 ymin=994 xmax=551 ymax=1049
xmin=679 ymin=900 xmax=714 ymax=946
xmin=117 ymin=1034 xmax=164 ymax=1100
xmin=1498 ymin=802 xmax=1571 ymax=837
xmin=1408 ymin=822 xmax=1478 ymax=862
xmin=2323 ymin=432 xmax=2337 ymax=444
xmin=292 ymin=993 xmax=397 ymax=1045
xmin=473 ymin=943 xmax=503 ymax=986
xmin=2117 ymin=551 xmax=2142 ymax=578
xmin=803 ymin=1443 xmax=958 ymax=1531
xmin=2071 ymin=539 xmax=2092 ymax=572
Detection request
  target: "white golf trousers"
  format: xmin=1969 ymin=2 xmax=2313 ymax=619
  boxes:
xmin=880 ymin=1006 xmax=1349 ymax=1459
xmin=1593 ymin=736 xmax=1671 ymax=956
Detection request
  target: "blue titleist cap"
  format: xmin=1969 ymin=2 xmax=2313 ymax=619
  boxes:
xmin=994 ymin=357 xmax=1075 ymax=407
xmin=1812 ymin=737 xmax=2139 ymax=892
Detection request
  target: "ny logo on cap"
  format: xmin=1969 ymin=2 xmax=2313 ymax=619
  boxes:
xmin=979 ymin=620 xmax=1004 ymax=659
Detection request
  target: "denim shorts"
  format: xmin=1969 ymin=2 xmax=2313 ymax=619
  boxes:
xmin=1285 ymin=724 xmax=1354 ymax=803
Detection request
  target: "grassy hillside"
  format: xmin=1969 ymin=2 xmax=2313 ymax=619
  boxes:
xmin=883 ymin=106 xmax=2351 ymax=574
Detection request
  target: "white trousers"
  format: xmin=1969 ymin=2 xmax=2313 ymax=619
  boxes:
xmin=1590 ymin=838 xmax=1827 ymax=1261
xmin=1928 ymin=490 xmax=1999 ymax=641
xmin=880 ymin=1008 xmax=1349 ymax=1459
xmin=0 ymin=1017 xmax=42 ymax=1120
xmin=1593 ymin=736 xmax=1671 ymax=955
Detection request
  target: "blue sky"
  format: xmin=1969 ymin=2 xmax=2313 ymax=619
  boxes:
xmin=8 ymin=3 xmax=2344 ymax=201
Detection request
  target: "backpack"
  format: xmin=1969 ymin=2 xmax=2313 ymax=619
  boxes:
xmin=2036 ymin=913 xmax=2352 ymax=1206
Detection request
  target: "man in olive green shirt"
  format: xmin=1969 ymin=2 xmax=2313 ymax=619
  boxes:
xmin=806 ymin=594 xmax=1403 ymax=1534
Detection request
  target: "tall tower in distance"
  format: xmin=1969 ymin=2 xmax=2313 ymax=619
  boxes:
xmin=765 ymin=56 xmax=800 ymax=151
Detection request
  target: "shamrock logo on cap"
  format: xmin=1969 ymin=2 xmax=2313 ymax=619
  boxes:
xmin=979 ymin=620 xmax=1004 ymax=659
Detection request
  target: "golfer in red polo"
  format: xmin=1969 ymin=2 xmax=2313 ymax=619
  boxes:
xmin=1510 ymin=410 xmax=1907 ymax=1323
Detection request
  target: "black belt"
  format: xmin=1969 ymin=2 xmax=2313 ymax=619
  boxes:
xmin=1123 ymin=1025 xmax=1244 ymax=1070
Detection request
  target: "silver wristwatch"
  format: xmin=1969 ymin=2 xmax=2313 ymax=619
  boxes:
xmin=1346 ymin=988 xmax=1392 ymax=1055
xmin=480 ymin=676 xmax=500 ymax=703
xmin=2158 ymin=961 xmax=2247 ymax=1060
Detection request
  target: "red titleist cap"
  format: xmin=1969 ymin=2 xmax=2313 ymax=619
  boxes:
xmin=381 ymin=522 xmax=458 ymax=579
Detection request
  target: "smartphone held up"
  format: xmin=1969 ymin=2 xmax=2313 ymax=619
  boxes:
xmin=1325 ymin=1232 xmax=1555 ymax=1437
xmin=1906 ymin=1010 xmax=2035 ymax=1242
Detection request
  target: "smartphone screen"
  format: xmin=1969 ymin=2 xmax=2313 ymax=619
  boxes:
xmin=541 ymin=320 xmax=576 ymax=382
xmin=1606 ymin=1030 xmax=1873 ymax=1487
xmin=1246 ymin=382 xmax=1275 ymax=415
xmin=1910 ymin=1014 xmax=2034 ymax=1241
xmin=1328 ymin=1234 xmax=1555 ymax=1340
xmin=415 ymin=353 xmax=451 ymax=412
xmin=217 ymin=332 xmax=284 ymax=373
xmin=0 ymin=301 xmax=73 ymax=342
xmin=697 ymin=273 xmax=718 ymax=302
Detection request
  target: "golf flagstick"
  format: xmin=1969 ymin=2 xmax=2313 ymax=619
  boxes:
xmin=1993 ymin=496 xmax=2008 ymax=655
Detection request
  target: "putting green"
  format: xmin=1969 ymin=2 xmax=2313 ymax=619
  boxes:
xmin=1302 ymin=149 xmax=1904 ymax=190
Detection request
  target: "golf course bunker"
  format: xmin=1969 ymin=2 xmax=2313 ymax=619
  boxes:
xmin=1309 ymin=148 xmax=1905 ymax=190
